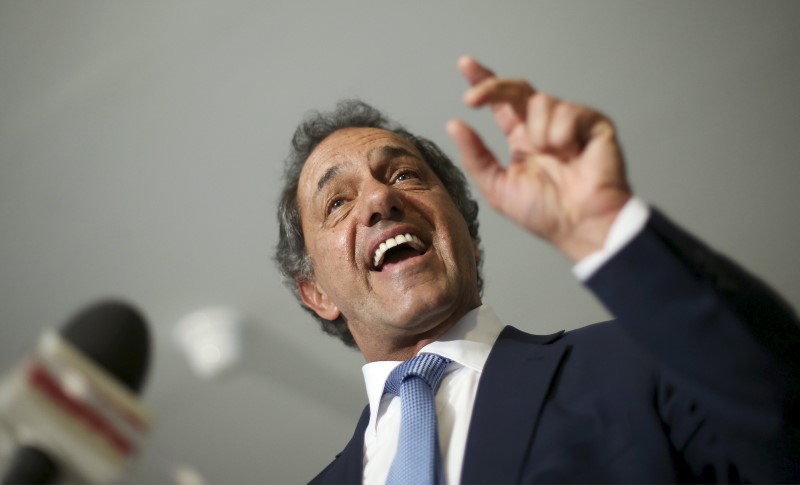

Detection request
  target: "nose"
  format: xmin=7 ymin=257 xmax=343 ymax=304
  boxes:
xmin=359 ymin=179 xmax=403 ymax=226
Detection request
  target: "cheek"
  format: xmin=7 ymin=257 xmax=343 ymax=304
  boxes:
xmin=312 ymin=229 xmax=357 ymax=278
xmin=446 ymin=217 xmax=477 ymax=265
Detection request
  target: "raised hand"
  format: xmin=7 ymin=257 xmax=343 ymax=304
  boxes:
xmin=446 ymin=56 xmax=632 ymax=261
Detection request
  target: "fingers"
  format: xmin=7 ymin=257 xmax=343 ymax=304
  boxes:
xmin=446 ymin=119 xmax=504 ymax=202
xmin=460 ymin=57 xmax=534 ymax=115
xmin=464 ymin=77 xmax=535 ymax=110
xmin=464 ymin=76 xmax=535 ymax=136
xmin=456 ymin=56 xmax=614 ymax=161
xmin=528 ymin=94 xmax=610 ymax=159
xmin=458 ymin=56 xmax=535 ymax=137
xmin=528 ymin=93 xmax=557 ymax=152
xmin=457 ymin=55 xmax=495 ymax=86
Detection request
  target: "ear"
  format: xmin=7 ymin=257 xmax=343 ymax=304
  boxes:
xmin=298 ymin=279 xmax=341 ymax=321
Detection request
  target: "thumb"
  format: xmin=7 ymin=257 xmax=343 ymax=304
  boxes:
xmin=446 ymin=119 xmax=504 ymax=199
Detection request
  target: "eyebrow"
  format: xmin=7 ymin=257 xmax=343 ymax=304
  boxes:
xmin=316 ymin=165 xmax=340 ymax=191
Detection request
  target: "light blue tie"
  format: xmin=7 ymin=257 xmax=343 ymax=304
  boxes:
xmin=384 ymin=353 xmax=451 ymax=485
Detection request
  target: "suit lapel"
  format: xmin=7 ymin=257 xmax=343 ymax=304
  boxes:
xmin=460 ymin=326 xmax=568 ymax=484
xmin=309 ymin=406 xmax=369 ymax=484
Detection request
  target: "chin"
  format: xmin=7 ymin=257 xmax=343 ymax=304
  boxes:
xmin=392 ymin=290 xmax=463 ymax=327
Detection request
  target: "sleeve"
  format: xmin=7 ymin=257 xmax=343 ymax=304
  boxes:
xmin=573 ymin=197 xmax=650 ymax=281
xmin=585 ymin=208 xmax=800 ymax=482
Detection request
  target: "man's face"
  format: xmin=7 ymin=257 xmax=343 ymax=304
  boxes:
xmin=296 ymin=128 xmax=480 ymax=351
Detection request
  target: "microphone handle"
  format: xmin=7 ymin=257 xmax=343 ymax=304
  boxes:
xmin=2 ymin=445 xmax=60 ymax=484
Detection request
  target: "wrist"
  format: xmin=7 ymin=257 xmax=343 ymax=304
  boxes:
xmin=556 ymin=214 xmax=620 ymax=262
xmin=553 ymin=193 xmax=633 ymax=262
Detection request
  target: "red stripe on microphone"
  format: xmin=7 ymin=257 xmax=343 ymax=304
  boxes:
xmin=27 ymin=364 xmax=134 ymax=456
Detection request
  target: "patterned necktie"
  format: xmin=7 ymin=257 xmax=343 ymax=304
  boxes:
xmin=384 ymin=353 xmax=452 ymax=485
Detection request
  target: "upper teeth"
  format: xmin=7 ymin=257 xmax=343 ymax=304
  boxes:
xmin=373 ymin=233 xmax=424 ymax=268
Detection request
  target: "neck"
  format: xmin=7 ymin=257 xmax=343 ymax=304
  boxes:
xmin=355 ymin=299 xmax=482 ymax=362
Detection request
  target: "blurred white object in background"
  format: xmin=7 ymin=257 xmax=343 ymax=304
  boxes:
xmin=173 ymin=307 xmax=244 ymax=380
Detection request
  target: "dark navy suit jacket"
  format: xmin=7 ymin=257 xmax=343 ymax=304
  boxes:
xmin=310 ymin=210 xmax=800 ymax=483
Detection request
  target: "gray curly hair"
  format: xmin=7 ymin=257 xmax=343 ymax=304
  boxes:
xmin=275 ymin=100 xmax=482 ymax=348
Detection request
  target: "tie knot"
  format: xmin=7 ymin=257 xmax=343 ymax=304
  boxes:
xmin=384 ymin=353 xmax=451 ymax=396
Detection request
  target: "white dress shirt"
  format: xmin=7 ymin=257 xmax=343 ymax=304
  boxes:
xmin=362 ymin=305 xmax=504 ymax=484
xmin=361 ymin=197 xmax=650 ymax=484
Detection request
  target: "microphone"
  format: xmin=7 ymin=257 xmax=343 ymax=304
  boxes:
xmin=0 ymin=300 xmax=152 ymax=484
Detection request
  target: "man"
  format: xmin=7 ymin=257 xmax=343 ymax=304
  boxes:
xmin=275 ymin=56 xmax=799 ymax=483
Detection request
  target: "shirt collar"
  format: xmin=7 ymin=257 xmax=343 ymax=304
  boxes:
xmin=361 ymin=304 xmax=505 ymax=433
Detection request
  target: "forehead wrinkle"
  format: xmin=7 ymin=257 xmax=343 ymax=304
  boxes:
xmin=368 ymin=145 xmax=421 ymax=164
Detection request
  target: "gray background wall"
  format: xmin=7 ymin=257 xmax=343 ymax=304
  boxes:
xmin=1 ymin=1 xmax=798 ymax=483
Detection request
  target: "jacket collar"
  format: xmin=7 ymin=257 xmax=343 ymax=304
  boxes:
xmin=461 ymin=325 xmax=568 ymax=484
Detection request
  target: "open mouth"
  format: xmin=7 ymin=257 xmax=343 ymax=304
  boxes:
xmin=372 ymin=233 xmax=427 ymax=271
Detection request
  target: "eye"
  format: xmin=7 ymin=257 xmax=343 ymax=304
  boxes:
xmin=327 ymin=197 xmax=346 ymax=213
xmin=394 ymin=170 xmax=419 ymax=183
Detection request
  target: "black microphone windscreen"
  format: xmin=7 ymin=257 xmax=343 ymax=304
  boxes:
xmin=1 ymin=445 xmax=61 ymax=485
xmin=58 ymin=300 xmax=151 ymax=394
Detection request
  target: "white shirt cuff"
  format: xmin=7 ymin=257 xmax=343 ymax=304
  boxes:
xmin=572 ymin=197 xmax=650 ymax=281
